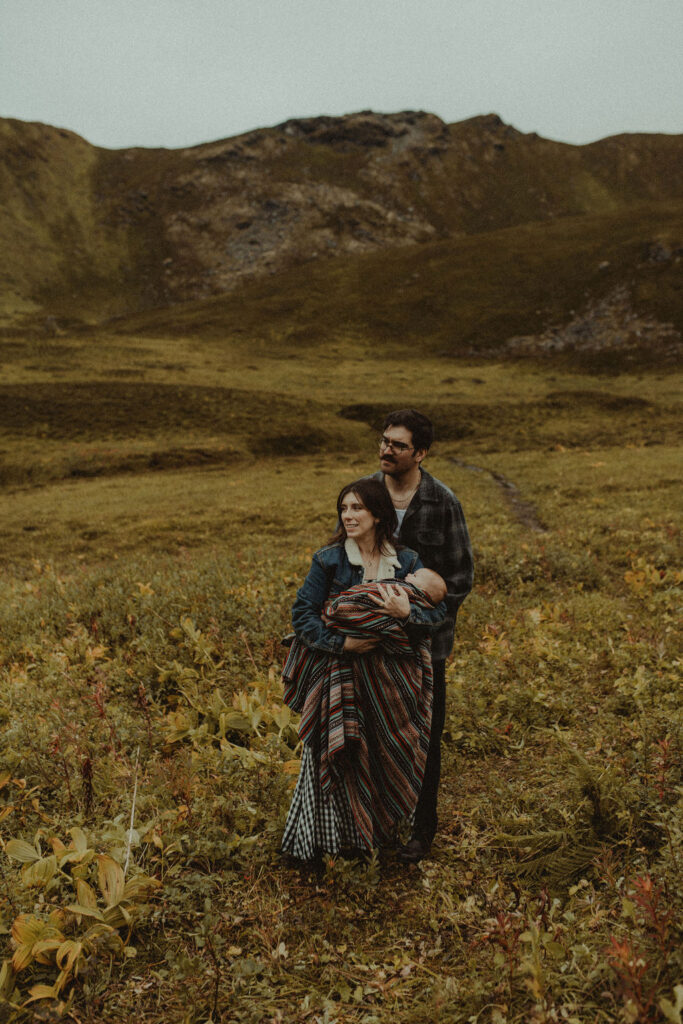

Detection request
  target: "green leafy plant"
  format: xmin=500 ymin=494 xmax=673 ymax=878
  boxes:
xmin=2 ymin=828 xmax=159 ymax=1010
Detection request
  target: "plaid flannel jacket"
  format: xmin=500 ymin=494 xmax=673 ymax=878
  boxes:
xmin=373 ymin=468 xmax=474 ymax=661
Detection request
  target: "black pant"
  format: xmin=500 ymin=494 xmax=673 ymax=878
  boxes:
xmin=412 ymin=659 xmax=446 ymax=844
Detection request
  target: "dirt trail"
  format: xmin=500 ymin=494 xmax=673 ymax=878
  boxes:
xmin=448 ymin=456 xmax=548 ymax=532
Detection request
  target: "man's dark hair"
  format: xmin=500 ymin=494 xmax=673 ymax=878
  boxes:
xmin=382 ymin=409 xmax=434 ymax=452
xmin=328 ymin=478 xmax=398 ymax=550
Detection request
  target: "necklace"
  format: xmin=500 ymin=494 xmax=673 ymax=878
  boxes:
xmin=361 ymin=549 xmax=380 ymax=579
xmin=393 ymin=484 xmax=418 ymax=509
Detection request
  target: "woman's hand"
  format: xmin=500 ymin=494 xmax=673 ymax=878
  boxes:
xmin=368 ymin=583 xmax=411 ymax=620
xmin=343 ymin=636 xmax=379 ymax=654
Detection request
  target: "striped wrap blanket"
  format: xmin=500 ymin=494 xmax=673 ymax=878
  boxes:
xmin=282 ymin=581 xmax=434 ymax=850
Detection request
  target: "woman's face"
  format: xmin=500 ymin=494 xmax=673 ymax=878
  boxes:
xmin=340 ymin=492 xmax=378 ymax=546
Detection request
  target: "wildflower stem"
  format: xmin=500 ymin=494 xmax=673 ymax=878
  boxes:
xmin=124 ymin=746 xmax=140 ymax=877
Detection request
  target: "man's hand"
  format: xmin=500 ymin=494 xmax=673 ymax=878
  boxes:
xmin=343 ymin=636 xmax=379 ymax=654
xmin=368 ymin=582 xmax=411 ymax=620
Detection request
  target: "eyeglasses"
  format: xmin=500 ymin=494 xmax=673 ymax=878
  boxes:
xmin=379 ymin=435 xmax=414 ymax=453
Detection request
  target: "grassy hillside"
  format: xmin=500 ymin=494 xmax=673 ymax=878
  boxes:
xmin=104 ymin=200 xmax=683 ymax=368
xmin=0 ymin=120 xmax=142 ymax=323
xmin=0 ymin=332 xmax=680 ymax=1020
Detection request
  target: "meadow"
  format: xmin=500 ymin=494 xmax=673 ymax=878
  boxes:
xmin=0 ymin=325 xmax=681 ymax=1023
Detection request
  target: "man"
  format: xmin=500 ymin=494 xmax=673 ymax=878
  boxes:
xmin=373 ymin=408 xmax=474 ymax=863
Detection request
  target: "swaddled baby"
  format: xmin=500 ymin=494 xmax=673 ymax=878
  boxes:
xmin=280 ymin=568 xmax=446 ymax=651
xmin=404 ymin=568 xmax=447 ymax=606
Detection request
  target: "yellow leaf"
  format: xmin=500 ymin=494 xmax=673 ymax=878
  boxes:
xmin=10 ymin=914 xmax=43 ymax=947
xmin=5 ymin=839 xmax=40 ymax=864
xmin=69 ymin=827 xmax=88 ymax=854
xmin=22 ymin=855 xmax=57 ymax=888
xmin=31 ymin=938 xmax=62 ymax=965
xmin=81 ymin=923 xmax=121 ymax=953
xmin=11 ymin=915 xmax=64 ymax=972
xmin=0 ymin=960 xmax=15 ymax=999
xmin=11 ymin=946 xmax=33 ymax=972
xmin=56 ymin=940 xmax=82 ymax=973
xmin=59 ymin=847 xmax=95 ymax=868
xmin=76 ymin=878 xmax=99 ymax=910
xmin=48 ymin=909 xmax=66 ymax=929
xmin=220 ymin=711 xmax=252 ymax=733
xmin=123 ymin=874 xmax=161 ymax=901
xmin=272 ymin=706 xmax=291 ymax=730
xmin=97 ymin=855 xmax=125 ymax=907
xmin=103 ymin=904 xmax=132 ymax=928
xmin=66 ymin=903 xmax=105 ymax=922
xmin=53 ymin=967 xmax=72 ymax=994
xmin=659 ymin=985 xmax=683 ymax=1024
xmin=0 ymin=771 xmax=10 ymax=790
xmin=250 ymin=710 xmax=264 ymax=731
xmin=25 ymin=983 xmax=58 ymax=1003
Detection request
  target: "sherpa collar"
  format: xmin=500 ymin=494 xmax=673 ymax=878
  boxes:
xmin=344 ymin=538 xmax=401 ymax=582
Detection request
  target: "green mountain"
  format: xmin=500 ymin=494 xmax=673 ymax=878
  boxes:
xmin=1 ymin=110 xmax=681 ymax=358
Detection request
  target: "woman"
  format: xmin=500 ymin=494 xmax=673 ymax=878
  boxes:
xmin=281 ymin=478 xmax=445 ymax=862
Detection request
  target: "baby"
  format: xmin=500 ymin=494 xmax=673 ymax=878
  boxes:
xmin=281 ymin=568 xmax=447 ymax=649
xmin=404 ymin=568 xmax=447 ymax=606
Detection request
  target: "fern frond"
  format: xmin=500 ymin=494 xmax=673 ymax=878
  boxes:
xmin=491 ymin=829 xmax=569 ymax=851
xmin=517 ymin=843 xmax=602 ymax=882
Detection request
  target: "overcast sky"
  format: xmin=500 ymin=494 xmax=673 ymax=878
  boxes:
xmin=2 ymin=0 xmax=682 ymax=151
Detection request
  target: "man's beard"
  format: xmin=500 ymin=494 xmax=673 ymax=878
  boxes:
xmin=381 ymin=457 xmax=403 ymax=477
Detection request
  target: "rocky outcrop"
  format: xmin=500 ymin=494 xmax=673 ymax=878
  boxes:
xmin=504 ymin=286 xmax=682 ymax=359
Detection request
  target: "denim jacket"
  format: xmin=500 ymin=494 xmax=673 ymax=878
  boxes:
xmin=291 ymin=541 xmax=446 ymax=654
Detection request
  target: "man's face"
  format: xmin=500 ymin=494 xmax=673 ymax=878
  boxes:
xmin=378 ymin=425 xmax=425 ymax=477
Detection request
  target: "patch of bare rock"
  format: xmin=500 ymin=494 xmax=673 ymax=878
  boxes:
xmin=502 ymin=286 xmax=682 ymax=359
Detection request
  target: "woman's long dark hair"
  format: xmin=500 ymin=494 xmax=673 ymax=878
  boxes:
xmin=327 ymin=478 xmax=398 ymax=551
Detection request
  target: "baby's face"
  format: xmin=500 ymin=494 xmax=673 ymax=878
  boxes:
xmin=405 ymin=570 xmax=445 ymax=604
